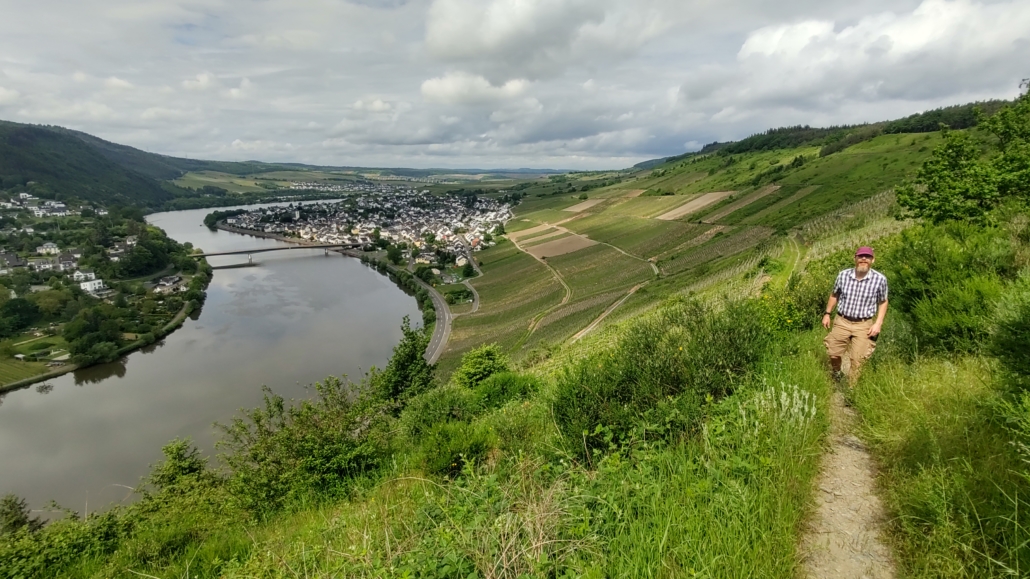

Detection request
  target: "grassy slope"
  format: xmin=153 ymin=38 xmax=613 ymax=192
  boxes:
xmin=11 ymin=122 xmax=1012 ymax=578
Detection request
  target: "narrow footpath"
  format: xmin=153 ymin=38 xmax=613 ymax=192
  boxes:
xmin=800 ymin=387 xmax=896 ymax=579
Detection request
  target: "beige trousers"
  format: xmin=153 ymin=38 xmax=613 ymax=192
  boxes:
xmin=824 ymin=316 xmax=877 ymax=383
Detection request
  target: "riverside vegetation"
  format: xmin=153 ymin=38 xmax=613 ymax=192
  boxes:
xmin=1 ymin=90 xmax=1029 ymax=577
xmin=0 ymin=207 xmax=211 ymax=384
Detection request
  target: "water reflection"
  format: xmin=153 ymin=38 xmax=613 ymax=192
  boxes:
xmin=0 ymin=203 xmax=421 ymax=512
xmin=73 ymin=359 xmax=129 ymax=385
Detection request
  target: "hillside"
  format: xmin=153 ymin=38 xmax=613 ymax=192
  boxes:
xmin=2 ymin=95 xmax=1028 ymax=578
xmin=0 ymin=121 xmax=178 ymax=208
xmin=0 ymin=98 xmax=1010 ymax=212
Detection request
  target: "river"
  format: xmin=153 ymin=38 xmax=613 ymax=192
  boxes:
xmin=0 ymin=203 xmax=422 ymax=514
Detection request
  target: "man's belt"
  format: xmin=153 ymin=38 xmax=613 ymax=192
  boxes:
xmin=839 ymin=314 xmax=872 ymax=322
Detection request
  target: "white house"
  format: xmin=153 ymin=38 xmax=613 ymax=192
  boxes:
xmin=36 ymin=242 xmax=59 ymax=255
xmin=72 ymin=270 xmax=96 ymax=282
xmin=80 ymin=279 xmax=105 ymax=293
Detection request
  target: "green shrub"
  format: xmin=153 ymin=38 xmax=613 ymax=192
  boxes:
xmin=992 ymin=271 xmax=1030 ymax=383
xmin=552 ymin=299 xmax=771 ymax=457
xmin=0 ymin=495 xmax=42 ymax=536
xmin=473 ymin=371 xmax=541 ymax=409
xmin=217 ymin=377 xmax=392 ymax=514
xmin=0 ymin=512 xmax=126 ymax=579
xmin=451 ymin=344 xmax=509 ymax=389
xmin=909 ymin=274 xmax=1003 ymax=351
xmin=419 ymin=421 xmax=495 ymax=476
xmin=885 ymin=222 xmax=1016 ymax=310
xmin=884 ymin=222 xmax=1017 ymax=352
xmin=761 ymin=270 xmax=831 ymax=332
xmin=400 ymin=385 xmax=483 ymax=440
xmin=483 ymin=399 xmax=552 ymax=457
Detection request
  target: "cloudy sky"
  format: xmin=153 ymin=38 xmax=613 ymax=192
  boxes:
xmin=0 ymin=0 xmax=1027 ymax=169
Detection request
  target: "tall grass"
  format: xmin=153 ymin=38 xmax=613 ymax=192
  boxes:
xmin=856 ymin=355 xmax=1030 ymax=577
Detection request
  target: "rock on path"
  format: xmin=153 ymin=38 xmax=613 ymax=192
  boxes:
xmin=801 ymin=389 xmax=896 ymax=579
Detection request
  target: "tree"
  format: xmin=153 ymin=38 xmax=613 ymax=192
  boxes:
xmin=0 ymin=494 xmax=43 ymax=535
xmin=372 ymin=317 xmax=434 ymax=404
xmin=0 ymin=298 xmax=41 ymax=334
xmin=386 ymin=245 xmax=403 ymax=265
xmin=979 ymin=83 xmax=1030 ymax=201
xmin=897 ymin=127 xmax=999 ymax=224
xmin=462 ymin=261 xmax=475 ymax=277
xmin=28 ymin=290 xmax=68 ymax=318
xmin=452 ymin=344 xmax=509 ymax=389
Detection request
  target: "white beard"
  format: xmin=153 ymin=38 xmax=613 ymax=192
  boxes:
xmin=856 ymin=263 xmax=871 ymax=274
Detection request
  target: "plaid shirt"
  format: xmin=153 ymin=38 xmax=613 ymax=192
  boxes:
xmin=832 ymin=268 xmax=888 ymax=319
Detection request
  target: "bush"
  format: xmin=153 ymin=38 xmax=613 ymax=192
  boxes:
xmin=760 ymin=271 xmax=831 ymax=332
xmin=909 ymin=274 xmax=1003 ymax=351
xmin=372 ymin=317 xmax=435 ymax=404
xmin=451 ymin=344 xmax=509 ymax=389
xmin=884 ymin=221 xmax=1017 ymax=352
xmin=217 ymin=378 xmax=392 ymax=514
xmin=418 ymin=421 xmax=495 ymax=476
xmin=473 ymin=371 xmax=541 ymax=409
xmin=992 ymin=271 xmax=1030 ymax=383
xmin=552 ymin=299 xmax=772 ymax=457
xmin=0 ymin=495 xmax=42 ymax=536
xmin=483 ymin=400 xmax=551 ymax=457
xmin=400 ymin=385 xmax=483 ymax=440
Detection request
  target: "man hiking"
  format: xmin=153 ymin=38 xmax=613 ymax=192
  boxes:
xmin=822 ymin=246 xmax=888 ymax=385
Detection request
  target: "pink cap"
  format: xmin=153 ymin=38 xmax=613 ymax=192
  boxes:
xmin=855 ymin=246 xmax=874 ymax=257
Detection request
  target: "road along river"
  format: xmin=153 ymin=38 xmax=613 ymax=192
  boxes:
xmin=0 ymin=203 xmax=422 ymax=514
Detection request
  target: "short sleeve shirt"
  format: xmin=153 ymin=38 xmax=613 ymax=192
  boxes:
xmin=832 ymin=268 xmax=888 ymax=319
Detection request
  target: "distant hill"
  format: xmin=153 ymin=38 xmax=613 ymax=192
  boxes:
xmin=0 ymin=120 xmax=567 ymax=209
xmin=636 ymin=99 xmax=1011 ymax=169
xmin=0 ymin=121 xmax=178 ymax=208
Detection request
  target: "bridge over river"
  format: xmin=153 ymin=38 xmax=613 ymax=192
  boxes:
xmin=191 ymin=243 xmax=361 ymax=258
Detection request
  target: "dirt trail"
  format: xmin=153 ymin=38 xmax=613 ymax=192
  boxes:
xmin=801 ymin=387 xmax=896 ymax=579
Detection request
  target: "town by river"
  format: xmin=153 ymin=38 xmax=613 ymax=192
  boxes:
xmin=0 ymin=203 xmax=422 ymax=514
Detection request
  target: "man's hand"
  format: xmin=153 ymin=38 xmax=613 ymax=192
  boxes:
xmin=822 ymin=313 xmax=832 ymax=330
xmin=868 ymin=323 xmax=882 ymax=337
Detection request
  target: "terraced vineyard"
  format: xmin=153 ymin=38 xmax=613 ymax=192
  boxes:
xmin=437 ymin=127 xmax=936 ymax=366
xmin=439 ymin=239 xmax=563 ymax=376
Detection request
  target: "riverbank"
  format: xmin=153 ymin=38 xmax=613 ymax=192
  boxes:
xmin=0 ymin=302 xmax=195 ymax=395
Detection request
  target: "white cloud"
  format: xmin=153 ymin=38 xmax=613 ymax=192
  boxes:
xmin=0 ymin=86 xmax=20 ymax=105
xmin=353 ymin=98 xmax=393 ymax=112
xmin=225 ymin=77 xmax=252 ymax=99
xmin=182 ymin=72 xmax=216 ymax=91
xmin=689 ymin=0 xmax=1030 ymax=113
xmin=0 ymin=0 xmax=1024 ymax=168
xmin=104 ymin=76 xmax=133 ymax=90
xmin=421 ymin=72 xmax=529 ymax=104
xmin=141 ymin=106 xmax=191 ymax=121
xmin=424 ymin=0 xmax=670 ymax=80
